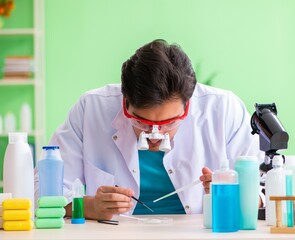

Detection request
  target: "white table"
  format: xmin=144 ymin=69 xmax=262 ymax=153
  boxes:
xmin=0 ymin=214 xmax=293 ymax=240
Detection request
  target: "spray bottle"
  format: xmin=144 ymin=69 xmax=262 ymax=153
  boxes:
xmin=211 ymin=159 xmax=240 ymax=232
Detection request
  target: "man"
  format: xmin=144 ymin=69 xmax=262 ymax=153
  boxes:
xmin=35 ymin=39 xmax=261 ymax=220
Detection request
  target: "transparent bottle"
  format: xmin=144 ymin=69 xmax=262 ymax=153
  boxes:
xmin=38 ymin=146 xmax=64 ymax=197
xmin=265 ymin=155 xmax=284 ymax=226
xmin=212 ymin=160 xmax=240 ymax=232
xmin=3 ymin=133 xmax=34 ymax=207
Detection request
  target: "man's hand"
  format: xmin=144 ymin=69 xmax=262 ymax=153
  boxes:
xmin=199 ymin=167 xmax=212 ymax=194
xmin=65 ymin=185 xmax=134 ymax=220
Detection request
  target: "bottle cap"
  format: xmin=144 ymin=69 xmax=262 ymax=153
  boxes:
xmin=72 ymin=179 xmax=85 ymax=198
xmin=8 ymin=132 xmax=28 ymax=144
xmin=42 ymin=146 xmax=60 ymax=150
xmin=220 ymin=159 xmax=229 ymax=169
xmin=40 ymin=146 xmax=62 ymax=160
xmin=272 ymin=155 xmax=283 ymax=167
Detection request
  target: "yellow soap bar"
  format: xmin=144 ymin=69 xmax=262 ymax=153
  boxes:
xmin=3 ymin=220 xmax=33 ymax=231
xmin=2 ymin=199 xmax=31 ymax=210
xmin=3 ymin=209 xmax=32 ymax=221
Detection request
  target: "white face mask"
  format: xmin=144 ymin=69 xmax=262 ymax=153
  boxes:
xmin=137 ymin=125 xmax=171 ymax=152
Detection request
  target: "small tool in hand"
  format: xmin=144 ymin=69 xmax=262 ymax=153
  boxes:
xmin=115 ymin=185 xmax=154 ymax=213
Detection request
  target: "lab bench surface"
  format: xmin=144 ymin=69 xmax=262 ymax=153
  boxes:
xmin=0 ymin=214 xmax=293 ymax=240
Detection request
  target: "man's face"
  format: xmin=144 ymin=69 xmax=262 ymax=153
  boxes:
xmin=125 ymin=98 xmax=186 ymax=151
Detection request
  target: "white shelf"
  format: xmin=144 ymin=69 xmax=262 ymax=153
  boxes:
xmin=0 ymin=0 xmax=45 ymax=164
xmin=0 ymin=28 xmax=35 ymax=36
xmin=0 ymin=79 xmax=35 ymax=86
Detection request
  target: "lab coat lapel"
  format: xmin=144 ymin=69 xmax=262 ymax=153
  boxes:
xmin=111 ymin=109 xmax=140 ymax=187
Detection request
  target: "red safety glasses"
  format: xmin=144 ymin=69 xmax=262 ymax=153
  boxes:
xmin=123 ymin=99 xmax=190 ymax=132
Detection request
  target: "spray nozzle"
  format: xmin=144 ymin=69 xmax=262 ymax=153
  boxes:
xmin=72 ymin=178 xmax=85 ymax=198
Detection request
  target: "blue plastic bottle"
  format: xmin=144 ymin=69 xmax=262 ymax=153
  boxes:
xmin=212 ymin=160 xmax=240 ymax=232
xmin=38 ymin=146 xmax=64 ymax=197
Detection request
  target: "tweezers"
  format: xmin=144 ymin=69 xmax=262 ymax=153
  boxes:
xmin=115 ymin=185 xmax=154 ymax=212
xmin=97 ymin=220 xmax=119 ymax=225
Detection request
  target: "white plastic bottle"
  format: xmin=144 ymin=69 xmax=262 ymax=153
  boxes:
xmin=265 ymin=155 xmax=285 ymax=226
xmin=3 ymin=132 xmax=34 ymax=210
xmin=20 ymin=103 xmax=32 ymax=133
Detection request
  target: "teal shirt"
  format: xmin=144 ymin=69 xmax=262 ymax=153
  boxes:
xmin=133 ymin=150 xmax=185 ymax=215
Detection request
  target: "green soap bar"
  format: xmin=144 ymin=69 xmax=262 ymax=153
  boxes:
xmin=35 ymin=207 xmax=66 ymax=218
xmin=35 ymin=218 xmax=65 ymax=229
xmin=37 ymin=196 xmax=67 ymax=208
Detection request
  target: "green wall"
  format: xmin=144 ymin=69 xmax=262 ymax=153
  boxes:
xmin=45 ymin=0 xmax=295 ymax=154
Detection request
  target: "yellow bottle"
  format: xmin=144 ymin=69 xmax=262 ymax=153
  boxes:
xmin=3 ymin=209 xmax=32 ymax=221
xmin=3 ymin=220 xmax=33 ymax=231
xmin=2 ymin=199 xmax=31 ymax=210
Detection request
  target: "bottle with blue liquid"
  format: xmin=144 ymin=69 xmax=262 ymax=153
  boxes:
xmin=212 ymin=159 xmax=240 ymax=232
xmin=38 ymin=146 xmax=64 ymax=197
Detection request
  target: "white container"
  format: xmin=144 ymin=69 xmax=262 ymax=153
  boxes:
xmin=235 ymin=156 xmax=260 ymax=229
xmin=265 ymin=155 xmax=285 ymax=226
xmin=20 ymin=103 xmax=32 ymax=133
xmin=3 ymin=132 xmax=34 ymax=212
xmin=203 ymin=192 xmax=212 ymax=229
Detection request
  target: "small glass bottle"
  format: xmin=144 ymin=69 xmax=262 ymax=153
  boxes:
xmin=38 ymin=146 xmax=64 ymax=197
xmin=212 ymin=160 xmax=240 ymax=232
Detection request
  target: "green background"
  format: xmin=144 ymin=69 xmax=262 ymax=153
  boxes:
xmin=1 ymin=0 xmax=295 ymax=159
xmin=44 ymin=0 xmax=295 ymax=154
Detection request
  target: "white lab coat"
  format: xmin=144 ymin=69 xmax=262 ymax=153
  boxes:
xmin=35 ymin=83 xmax=262 ymax=214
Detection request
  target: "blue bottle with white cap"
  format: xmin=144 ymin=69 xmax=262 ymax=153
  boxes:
xmin=212 ymin=159 xmax=240 ymax=232
xmin=38 ymin=146 xmax=64 ymax=197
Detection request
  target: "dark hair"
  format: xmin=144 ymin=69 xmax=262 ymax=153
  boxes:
xmin=121 ymin=39 xmax=197 ymax=108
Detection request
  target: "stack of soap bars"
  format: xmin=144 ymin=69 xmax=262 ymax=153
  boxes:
xmin=0 ymin=193 xmax=12 ymax=229
xmin=35 ymin=196 xmax=67 ymax=229
xmin=2 ymin=198 xmax=33 ymax=231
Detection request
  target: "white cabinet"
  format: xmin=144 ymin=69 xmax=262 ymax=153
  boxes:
xmin=0 ymin=0 xmax=45 ymax=190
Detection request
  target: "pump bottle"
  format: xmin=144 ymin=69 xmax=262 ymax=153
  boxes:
xmin=211 ymin=159 xmax=240 ymax=232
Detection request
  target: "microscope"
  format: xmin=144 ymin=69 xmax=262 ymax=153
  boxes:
xmin=251 ymin=103 xmax=289 ymax=172
xmin=250 ymin=103 xmax=289 ymax=219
